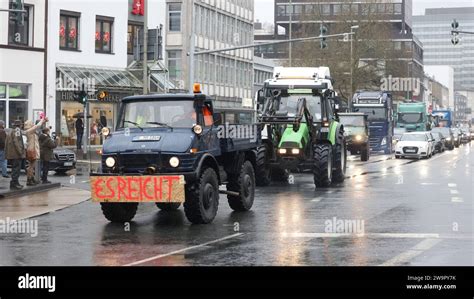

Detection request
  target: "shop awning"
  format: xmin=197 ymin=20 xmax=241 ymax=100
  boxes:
xmin=57 ymin=64 xmax=143 ymax=91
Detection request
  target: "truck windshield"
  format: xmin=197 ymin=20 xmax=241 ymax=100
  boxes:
xmin=398 ymin=113 xmax=422 ymax=124
xmin=356 ymin=107 xmax=386 ymax=120
xmin=119 ymin=100 xmax=196 ymax=129
xmin=279 ymin=94 xmax=322 ymax=121
xmin=401 ymin=134 xmax=426 ymax=141
xmin=339 ymin=116 xmax=365 ymax=127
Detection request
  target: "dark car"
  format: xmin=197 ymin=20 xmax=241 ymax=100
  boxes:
xmin=459 ymin=127 xmax=471 ymax=144
xmin=339 ymin=113 xmax=370 ymax=161
xmin=432 ymin=132 xmax=446 ymax=153
xmin=451 ymin=128 xmax=461 ymax=147
xmin=8 ymin=147 xmax=76 ymax=174
xmin=431 ymin=127 xmax=455 ymax=150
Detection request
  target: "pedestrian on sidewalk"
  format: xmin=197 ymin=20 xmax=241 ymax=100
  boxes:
xmin=76 ymin=117 xmax=84 ymax=150
xmin=0 ymin=120 xmax=9 ymax=178
xmin=5 ymin=120 xmax=25 ymax=190
xmin=39 ymin=127 xmax=58 ymax=184
xmin=23 ymin=117 xmax=47 ymax=186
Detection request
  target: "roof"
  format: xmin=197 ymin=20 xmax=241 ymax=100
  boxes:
xmin=57 ymin=64 xmax=143 ymax=91
xmin=122 ymin=93 xmax=206 ymax=102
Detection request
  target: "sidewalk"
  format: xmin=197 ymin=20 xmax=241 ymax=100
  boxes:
xmin=0 ymin=176 xmax=61 ymax=199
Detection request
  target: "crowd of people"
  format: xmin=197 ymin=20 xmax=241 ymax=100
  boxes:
xmin=0 ymin=117 xmax=59 ymax=190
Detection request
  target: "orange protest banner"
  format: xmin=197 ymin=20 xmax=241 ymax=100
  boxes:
xmin=90 ymin=175 xmax=186 ymax=203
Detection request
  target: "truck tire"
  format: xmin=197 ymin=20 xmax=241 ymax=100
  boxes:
xmin=313 ymin=143 xmax=332 ymax=188
xmin=332 ymin=131 xmax=347 ymax=183
xmin=156 ymin=203 xmax=181 ymax=211
xmin=227 ymin=161 xmax=255 ymax=211
xmin=271 ymin=167 xmax=289 ymax=182
xmin=184 ymin=168 xmax=219 ymax=224
xmin=361 ymin=143 xmax=370 ymax=162
xmin=100 ymin=203 xmax=138 ymax=223
xmin=255 ymin=144 xmax=271 ymax=186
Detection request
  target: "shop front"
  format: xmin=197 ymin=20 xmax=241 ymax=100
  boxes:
xmin=55 ymin=64 xmax=142 ymax=147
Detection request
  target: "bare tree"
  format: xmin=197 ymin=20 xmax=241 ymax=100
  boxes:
xmin=289 ymin=0 xmax=407 ymax=102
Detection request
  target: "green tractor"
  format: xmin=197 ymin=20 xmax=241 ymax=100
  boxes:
xmin=255 ymin=67 xmax=347 ymax=188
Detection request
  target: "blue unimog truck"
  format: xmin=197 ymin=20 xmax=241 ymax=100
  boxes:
xmin=90 ymin=85 xmax=260 ymax=224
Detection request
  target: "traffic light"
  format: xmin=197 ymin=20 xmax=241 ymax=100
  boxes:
xmin=73 ymin=89 xmax=88 ymax=106
xmin=11 ymin=0 xmax=24 ymax=26
xmin=451 ymin=19 xmax=460 ymax=45
xmin=320 ymin=24 xmax=328 ymax=49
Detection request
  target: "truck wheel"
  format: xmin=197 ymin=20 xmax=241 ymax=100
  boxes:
xmin=271 ymin=167 xmax=289 ymax=182
xmin=184 ymin=168 xmax=219 ymax=224
xmin=227 ymin=161 xmax=255 ymax=211
xmin=254 ymin=144 xmax=271 ymax=186
xmin=361 ymin=143 xmax=370 ymax=162
xmin=332 ymin=132 xmax=347 ymax=183
xmin=100 ymin=203 xmax=138 ymax=223
xmin=313 ymin=143 xmax=332 ymax=188
xmin=156 ymin=203 xmax=181 ymax=211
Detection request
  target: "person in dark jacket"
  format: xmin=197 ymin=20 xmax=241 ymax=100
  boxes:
xmin=75 ymin=117 xmax=84 ymax=150
xmin=39 ymin=127 xmax=58 ymax=184
xmin=5 ymin=120 xmax=25 ymax=189
xmin=0 ymin=120 xmax=9 ymax=178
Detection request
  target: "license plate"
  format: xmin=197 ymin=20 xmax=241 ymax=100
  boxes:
xmin=90 ymin=175 xmax=186 ymax=203
xmin=405 ymin=149 xmax=416 ymax=153
xmin=64 ymin=162 xmax=73 ymax=166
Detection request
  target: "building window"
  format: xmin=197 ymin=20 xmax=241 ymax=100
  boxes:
xmin=321 ymin=4 xmax=330 ymax=16
xmin=127 ymin=23 xmax=143 ymax=55
xmin=167 ymin=50 xmax=182 ymax=81
xmin=60 ymin=12 xmax=80 ymax=50
xmin=8 ymin=4 xmax=32 ymax=46
xmin=168 ymin=3 xmax=181 ymax=32
xmin=394 ymin=4 xmax=402 ymax=14
xmin=0 ymin=84 xmax=29 ymax=128
xmin=95 ymin=17 xmax=114 ymax=53
xmin=333 ymin=4 xmax=341 ymax=15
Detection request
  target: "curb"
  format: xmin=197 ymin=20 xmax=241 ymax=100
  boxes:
xmin=0 ymin=183 xmax=61 ymax=199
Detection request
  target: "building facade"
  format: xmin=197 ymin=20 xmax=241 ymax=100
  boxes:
xmin=0 ymin=0 xmax=46 ymax=128
xmin=413 ymin=7 xmax=474 ymax=91
xmin=253 ymin=56 xmax=276 ymax=94
xmin=165 ymin=0 xmax=255 ymax=116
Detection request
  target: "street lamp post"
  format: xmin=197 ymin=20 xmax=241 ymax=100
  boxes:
xmin=350 ymin=25 xmax=359 ymax=110
xmin=289 ymin=0 xmax=292 ymax=67
xmin=143 ymin=0 xmax=148 ymax=94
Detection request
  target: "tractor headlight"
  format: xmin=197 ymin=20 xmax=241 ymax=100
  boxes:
xmin=291 ymin=148 xmax=300 ymax=155
xmin=169 ymin=157 xmax=180 ymax=168
xmin=105 ymin=157 xmax=116 ymax=168
xmin=355 ymin=135 xmax=363 ymax=142
xmin=278 ymin=149 xmax=287 ymax=155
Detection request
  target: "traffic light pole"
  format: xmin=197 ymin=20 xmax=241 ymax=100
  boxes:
xmin=83 ymin=101 xmax=89 ymax=160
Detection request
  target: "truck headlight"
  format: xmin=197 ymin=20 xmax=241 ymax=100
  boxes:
xmin=355 ymin=135 xmax=363 ymax=142
xmin=169 ymin=157 xmax=180 ymax=168
xmin=291 ymin=148 xmax=300 ymax=155
xmin=102 ymin=127 xmax=111 ymax=137
xmin=193 ymin=125 xmax=203 ymax=135
xmin=105 ymin=157 xmax=116 ymax=168
xmin=446 ymin=137 xmax=451 ymax=141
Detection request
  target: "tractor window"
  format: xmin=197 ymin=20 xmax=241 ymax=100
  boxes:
xmin=202 ymin=105 xmax=213 ymax=127
xmin=279 ymin=94 xmax=322 ymax=121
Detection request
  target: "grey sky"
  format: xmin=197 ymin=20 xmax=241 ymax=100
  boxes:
xmin=254 ymin=0 xmax=474 ymax=23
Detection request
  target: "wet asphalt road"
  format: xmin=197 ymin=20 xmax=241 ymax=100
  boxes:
xmin=0 ymin=143 xmax=472 ymax=266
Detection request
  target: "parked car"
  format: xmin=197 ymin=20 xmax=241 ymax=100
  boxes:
xmin=8 ymin=147 xmax=76 ymax=174
xmin=431 ymin=127 xmax=455 ymax=150
xmin=395 ymin=132 xmax=434 ymax=159
xmin=425 ymin=132 xmax=437 ymax=156
xmin=431 ymin=132 xmax=446 ymax=153
xmin=451 ymin=128 xmax=461 ymax=147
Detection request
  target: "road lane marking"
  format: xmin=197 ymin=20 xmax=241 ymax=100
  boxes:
xmin=123 ymin=233 xmax=244 ymax=266
xmin=379 ymin=238 xmax=442 ymax=266
xmin=312 ymin=197 xmax=322 ymax=202
xmin=450 ymin=190 xmax=459 ymax=195
xmin=451 ymin=197 xmax=464 ymax=203
xmin=448 ymin=183 xmax=457 ymax=188
xmin=283 ymin=233 xmax=440 ymax=239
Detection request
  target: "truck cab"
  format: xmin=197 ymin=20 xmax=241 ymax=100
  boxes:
xmin=92 ymin=87 xmax=260 ymax=224
xmin=396 ymin=102 xmax=430 ymax=132
xmin=352 ymin=91 xmax=394 ymax=154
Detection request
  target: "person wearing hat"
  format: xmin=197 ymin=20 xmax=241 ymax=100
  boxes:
xmin=0 ymin=120 xmax=9 ymax=178
xmin=23 ymin=117 xmax=47 ymax=186
xmin=5 ymin=120 xmax=26 ymax=189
